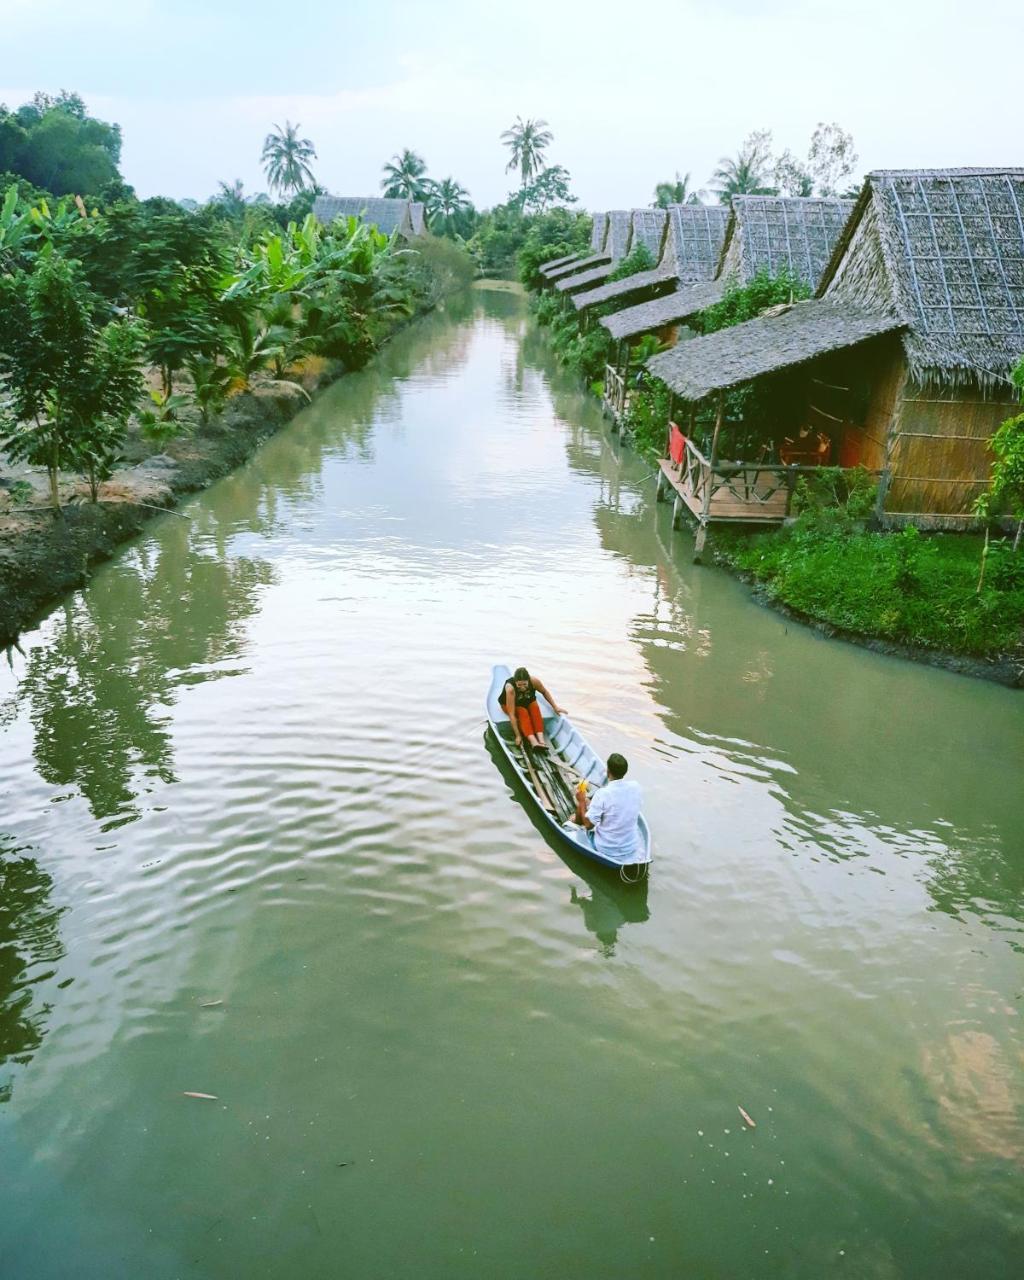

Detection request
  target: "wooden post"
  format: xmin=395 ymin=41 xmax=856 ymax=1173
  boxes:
xmin=656 ymin=467 xmax=668 ymax=502
xmin=694 ymin=522 xmax=708 ymax=561
xmin=874 ymin=468 xmax=891 ymax=525
xmin=672 ymin=495 xmax=683 ymax=530
xmin=708 ymin=392 xmax=724 ymax=468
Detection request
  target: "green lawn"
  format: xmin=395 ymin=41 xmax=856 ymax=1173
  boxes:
xmin=714 ymin=521 xmax=1024 ymax=659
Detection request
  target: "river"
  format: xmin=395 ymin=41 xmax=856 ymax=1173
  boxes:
xmin=1 ymin=287 xmax=1022 ymax=1279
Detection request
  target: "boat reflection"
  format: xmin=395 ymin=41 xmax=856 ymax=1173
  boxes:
xmin=484 ymin=729 xmax=649 ymax=956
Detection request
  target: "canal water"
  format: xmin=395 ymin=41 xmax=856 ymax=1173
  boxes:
xmin=1 ymin=288 xmax=1022 ymax=1279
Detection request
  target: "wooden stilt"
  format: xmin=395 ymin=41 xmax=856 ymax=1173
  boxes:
xmin=694 ymin=522 xmax=708 ymax=561
xmin=672 ymin=495 xmax=683 ymax=530
xmin=656 ymin=468 xmax=668 ymax=502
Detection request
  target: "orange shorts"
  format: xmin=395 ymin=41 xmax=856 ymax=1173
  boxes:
xmin=515 ymin=702 xmax=544 ymax=737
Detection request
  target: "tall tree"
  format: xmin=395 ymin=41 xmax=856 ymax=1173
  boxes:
xmin=2 ymin=92 xmax=122 ymax=197
xmin=513 ymin=165 xmax=576 ymax=214
xmin=807 ymin=122 xmax=859 ymax=197
xmin=501 ymin=117 xmax=553 ymax=186
xmin=653 ymin=172 xmax=702 ymax=208
xmin=381 ymin=150 xmax=428 ymax=200
xmin=710 ymin=130 xmax=776 ymax=204
xmin=261 ymin=121 xmax=317 ymax=197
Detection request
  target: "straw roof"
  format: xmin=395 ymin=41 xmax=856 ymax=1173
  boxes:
xmin=667 ymin=204 xmax=731 ymax=285
xmin=590 ymin=211 xmax=609 ymax=253
xmin=539 ymin=252 xmax=584 ymax=276
xmin=578 ymin=205 xmax=728 ymax=314
xmin=822 ymin=169 xmax=1024 ymax=386
xmin=556 ymin=260 xmax=619 ymax=294
xmin=646 ymin=300 xmax=903 ymax=401
xmin=601 ymin=280 xmax=727 ymax=340
xmin=409 ymin=202 xmax=427 ymax=236
xmin=543 ymin=251 xmax=610 ymax=283
xmin=606 ymin=210 xmax=632 ymax=260
xmin=722 ymin=196 xmax=855 ymax=288
xmin=631 ymin=209 xmax=667 ymax=259
xmin=312 ymin=196 xmax=415 ymax=238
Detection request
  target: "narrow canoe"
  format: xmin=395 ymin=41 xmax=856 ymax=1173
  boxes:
xmin=486 ymin=664 xmax=652 ymax=873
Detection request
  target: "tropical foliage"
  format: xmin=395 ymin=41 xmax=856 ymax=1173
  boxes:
xmin=0 ymin=95 xmax=474 ymax=515
xmin=261 ymin=121 xmax=317 ymax=197
xmin=381 ymin=149 xmax=428 ymax=200
xmin=710 ymin=130 xmax=776 ymax=203
xmin=652 ymin=173 xmax=702 ymax=208
xmin=501 ymin=117 xmax=553 ymax=186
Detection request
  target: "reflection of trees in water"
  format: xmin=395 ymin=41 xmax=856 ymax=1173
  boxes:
xmin=0 ymin=839 xmax=64 ymax=1103
xmin=3 ymin=519 xmax=274 ymax=824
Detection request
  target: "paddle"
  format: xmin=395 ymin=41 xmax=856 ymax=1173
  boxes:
xmin=511 ymin=739 xmax=557 ymax=814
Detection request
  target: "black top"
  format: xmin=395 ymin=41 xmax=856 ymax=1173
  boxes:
xmin=505 ymin=678 xmax=537 ymax=710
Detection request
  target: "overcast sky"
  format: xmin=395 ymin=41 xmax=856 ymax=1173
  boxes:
xmin=3 ymin=0 xmax=1019 ymax=208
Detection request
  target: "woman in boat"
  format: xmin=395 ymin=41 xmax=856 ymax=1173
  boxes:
xmin=504 ymin=667 xmax=565 ymax=752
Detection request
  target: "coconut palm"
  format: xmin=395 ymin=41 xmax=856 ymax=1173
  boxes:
xmin=381 ymin=149 xmax=428 ymax=200
xmin=426 ymin=177 xmax=471 ymax=235
xmin=261 ymin=121 xmax=317 ymax=197
xmin=653 ymin=172 xmax=703 ymax=208
xmin=214 ymin=179 xmax=247 ymax=219
xmin=501 ymin=117 xmax=553 ymax=187
xmin=710 ymin=132 xmax=777 ymax=204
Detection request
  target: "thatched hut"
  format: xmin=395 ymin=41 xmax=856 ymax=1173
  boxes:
xmin=553 ymin=210 xmax=633 ymax=296
xmin=576 ymin=205 xmax=728 ymax=317
xmin=541 ymin=213 xmax=611 ymax=283
xmin=312 ymin=196 xmax=421 ymax=239
xmin=646 ymin=169 xmax=1024 ymax=540
xmin=603 ymin=196 xmax=852 ymax=345
xmin=539 ymin=213 xmax=609 ymax=281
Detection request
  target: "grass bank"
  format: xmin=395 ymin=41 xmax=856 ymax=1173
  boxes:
xmin=712 ymin=518 xmax=1024 ymax=685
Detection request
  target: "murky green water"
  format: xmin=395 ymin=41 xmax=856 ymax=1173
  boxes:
xmin=2 ymin=289 xmax=1023 ymax=1279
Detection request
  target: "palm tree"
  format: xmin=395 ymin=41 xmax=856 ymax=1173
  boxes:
xmin=261 ymin=121 xmax=317 ymax=197
xmin=426 ymin=177 xmax=471 ymax=235
xmin=214 ymin=179 xmax=247 ymax=219
xmin=381 ymin=150 xmax=428 ymax=200
xmin=501 ymin=117 xmax=553 ymax=186
xmin=653 ymin=172 xmax=703 ymax=208
xmin=710 ymin=132 xmax=777 ymax=204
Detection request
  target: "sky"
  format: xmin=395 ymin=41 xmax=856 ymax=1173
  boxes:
xmin=2 ymin=0 xmax=1019 ymax=209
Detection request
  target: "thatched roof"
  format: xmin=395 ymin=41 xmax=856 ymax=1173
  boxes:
xmin=631 ymin=209 xmax=667 ymax=259
xmin=590 ymin=211 xmax=609 ymax=253
xmin=667 ymin=204 xmax=731 ymax=285
xmin=409 ymin=202 xmax=427 ymax=236
xmin=312 ymin=196 xmax=415 ymax=237
xmin=606 ymin=210 xmax=632 ymax=261
xmin=722 ymin=196 xmax=855 ymax=288
xmin=556 ymin=260 xmax=618 ymax=295
xmin=821 ymin=169 xmax=1024 ymax=386
xmin=601 ymin=280 xmax=727 ymax=340
xmin=543 ymin=251 xmax=611 ymax=283
xmin=577 ymin=205 xmax=728 ymax=314
xmin=539 ymin=252 xmax=584 ymax=276
xmin=646 ymin=300 xmax=904 ymax=400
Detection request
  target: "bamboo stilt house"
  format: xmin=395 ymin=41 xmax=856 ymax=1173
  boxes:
xmin=576 ymin=204 xmax=728 ymax=316
xmin=553 ymin=210 xmax=633 ymax=295
xmin=646 ymin=169 xmax=1024 ymax=527
xmin=539 ymin=213 xmax=609 ymax=281
xmin=541 ymin=213 xmax=612 ymax=283
xmin=312 ymin=196 xmax=422 ymax=239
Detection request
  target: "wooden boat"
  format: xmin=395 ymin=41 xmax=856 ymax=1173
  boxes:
xmin=486 ymin=664 xmax=652 ymax=874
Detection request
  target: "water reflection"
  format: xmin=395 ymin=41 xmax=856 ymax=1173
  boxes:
xmin=0 ymin=838 xmax=64 ymax=1103
xmin=2 ymin=521 xmax=274 ymax=824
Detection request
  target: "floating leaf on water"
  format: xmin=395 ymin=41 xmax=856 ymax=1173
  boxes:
xmin=200 ymin=1000 xmax=224 ymax=1008
xmin=183 ymin=1091 xmax=218 ymax=1100
xmin=738 ymin=1105 xmax=756 ymax=1128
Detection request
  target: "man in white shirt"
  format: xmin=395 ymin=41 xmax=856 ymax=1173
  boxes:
xmin=574 ymin=753 xmax=643 ymax=863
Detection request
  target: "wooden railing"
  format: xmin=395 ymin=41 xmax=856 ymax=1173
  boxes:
xmin=604 ymin=364 xmax=627 ymax=419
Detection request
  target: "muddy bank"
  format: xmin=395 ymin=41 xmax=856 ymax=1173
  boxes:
xmin=0 ymin=369 xmax=339 ymax=648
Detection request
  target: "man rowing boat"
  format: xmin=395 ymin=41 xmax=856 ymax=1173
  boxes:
xmin=574 ymin=753 xmax=644 ymax=863
xmin=504 ymin=666 xmax=565 ymax=752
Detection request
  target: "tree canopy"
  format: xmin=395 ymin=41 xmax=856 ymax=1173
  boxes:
xmin=0 ymin=92 xmax=123 ymax=198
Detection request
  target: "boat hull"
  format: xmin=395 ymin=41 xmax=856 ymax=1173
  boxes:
xmin=486 ymin=664 xmax=652 ymax=872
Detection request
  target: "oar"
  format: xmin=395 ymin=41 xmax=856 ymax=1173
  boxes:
xmin=512 ymin=740 xmax=557 ymax=814
xmin=534 ymin=747 xmax=574 ymax=821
